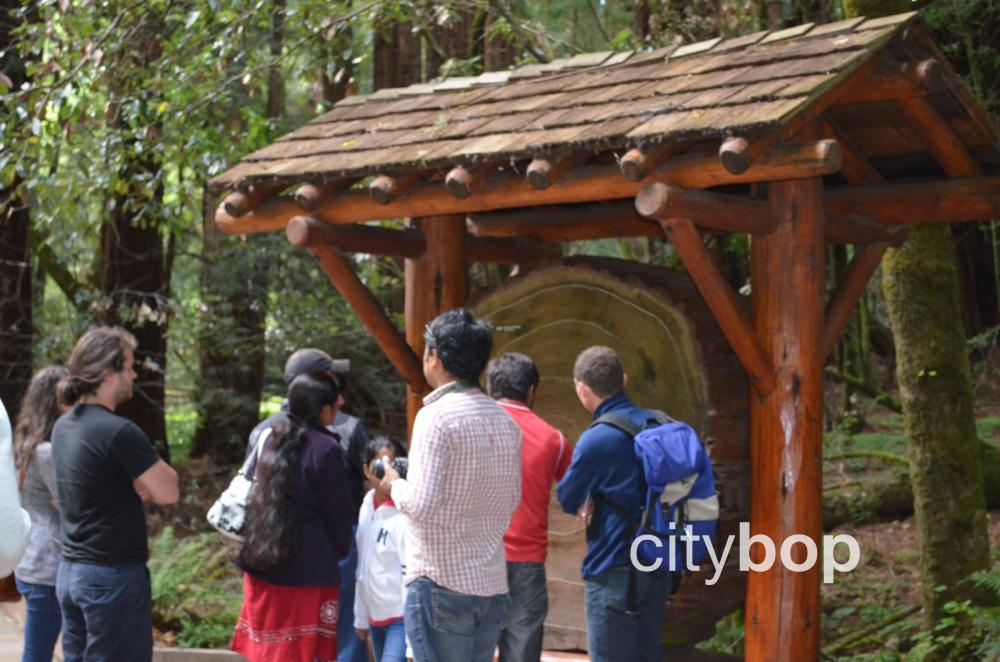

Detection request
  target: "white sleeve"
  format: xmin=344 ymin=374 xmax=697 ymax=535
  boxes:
xmin=0 ymin=399 xmax=31 ymax=576
xmin=353 ymin=578 xmax=369 ymax=631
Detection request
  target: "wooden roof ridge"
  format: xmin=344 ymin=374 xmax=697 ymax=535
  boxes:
xmin=211 ymin=9 xmax=998 ymax=191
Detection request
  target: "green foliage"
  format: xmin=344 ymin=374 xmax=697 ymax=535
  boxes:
xmin=697 ymin=608 xmax=744 ymax=655
xmin=149 ymin=527 xmax=242 ymax=649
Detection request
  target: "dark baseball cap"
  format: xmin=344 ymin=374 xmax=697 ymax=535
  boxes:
xmin=283 ymin=348 xmax=350 ymax=385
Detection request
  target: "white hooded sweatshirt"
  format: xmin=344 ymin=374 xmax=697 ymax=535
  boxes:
xmin=354 ymin=488 xmax=409 ymax=629
xmin=0 ymin=398 xmax=31 ymax=576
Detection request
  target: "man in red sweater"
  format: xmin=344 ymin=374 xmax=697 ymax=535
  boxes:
xmin=487 ymin=352 xmax=571 ymax=662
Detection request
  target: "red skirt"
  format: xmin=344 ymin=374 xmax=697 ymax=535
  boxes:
xmin=231 ymin=573 xmax=339 ymax=662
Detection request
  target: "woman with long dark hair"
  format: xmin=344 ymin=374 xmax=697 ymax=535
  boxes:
xmin=232 ymin=371 xmax=355 ymax=662
xmin=13 ymin=366 xmax=74 ymax=662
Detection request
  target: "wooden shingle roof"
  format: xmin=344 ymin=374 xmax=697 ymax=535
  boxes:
xmin=211 ymin=13 xmax=949 ymax=190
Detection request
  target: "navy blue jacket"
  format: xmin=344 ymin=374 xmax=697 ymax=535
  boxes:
xmin=556 ymin=393 xmax=651 ymax=579
xmin=237 ymin=425 xmax=354 ymax=586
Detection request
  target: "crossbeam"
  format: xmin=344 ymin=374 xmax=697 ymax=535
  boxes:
xmin=822 ymin=243 xmax=891 ymax=360
xmin=824 ymin=177 xmax=999 ymax=224
xmin=659 ymin=217 xmax=776 ymax=396
xmin=303 ymin=243 xmax=425 ymax=390
xmin=635 ymin=183 xmax=779 ymax=234
xmin=215 ymin=140 xmax=844 ymax=235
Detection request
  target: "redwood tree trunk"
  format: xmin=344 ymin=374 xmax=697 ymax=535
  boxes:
xmin=0 ymin=0 xmax=33 ymax=421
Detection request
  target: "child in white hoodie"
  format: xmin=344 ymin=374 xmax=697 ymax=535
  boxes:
xmin=355 ymin=436 xmax=410 ymax=662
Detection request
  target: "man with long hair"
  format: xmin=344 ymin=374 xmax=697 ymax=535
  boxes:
xmin=51 ymin=327 xmax=179 ymax=662
xmin=379 ymin=309 xmax=522 ymax=662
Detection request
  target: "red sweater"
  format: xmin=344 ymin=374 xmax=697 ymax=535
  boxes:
xmin=499 ymin=400 xmax=571 ymax=563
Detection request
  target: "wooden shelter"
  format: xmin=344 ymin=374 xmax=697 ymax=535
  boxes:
xmin=211 ymin=11 xmax=1000 ymax=660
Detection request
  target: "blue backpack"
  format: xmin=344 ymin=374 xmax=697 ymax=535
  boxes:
xmin=592 ymin=411 xmax=719 ymax=600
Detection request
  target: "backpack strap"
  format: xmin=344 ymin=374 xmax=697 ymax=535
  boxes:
xmin=591 ymin=412 xmax=643 ymax=438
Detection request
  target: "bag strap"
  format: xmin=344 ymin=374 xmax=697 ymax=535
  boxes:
xmin=244 ymin=427 xmax=272 ymax=480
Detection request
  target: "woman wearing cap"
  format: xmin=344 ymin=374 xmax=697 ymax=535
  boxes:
xmin=232 ymin=371 xmax=355 ymax=662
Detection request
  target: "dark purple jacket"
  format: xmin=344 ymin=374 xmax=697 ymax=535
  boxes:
xmin=237 ymin=425 xmax=354 ymax=586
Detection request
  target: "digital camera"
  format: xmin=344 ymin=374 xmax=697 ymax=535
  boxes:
xmin=373 ymin=457 xmax=408 ymax=480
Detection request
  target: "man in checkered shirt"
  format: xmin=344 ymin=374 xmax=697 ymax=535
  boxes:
xmin=380 ymin=308 xmax=522 ymax=662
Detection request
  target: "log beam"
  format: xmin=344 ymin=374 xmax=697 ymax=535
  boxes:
xmin=303 ymin=243 xmax=425 ymax=391
xmin=467 ymin=236 xmax=562 ymax=264
xmin=446 ymin=164 xmax=498 ymax=199
xmin=286 ymin=216 xmax=426 ymax=258
xmin=822 ymin=243 xmax=890 ymax=360
xmin=370 ymin=172 xmax=424 ymax=205
xmin=896 ymin=94 xmax=981 ymax=178
xmin=618 ymin=142 xmax=679 ymax=182
xmin=222 ymin=182 xmax=285 ymax=217
xmin=295 ymin=179 xmax=359 ymax=212
xmin=526 ymin=152 xmax=592 ymax=189
xmin=819 ymin=116 xmax=882 ymax=186
xmin=825 ymin=213 xmax=906 ymax=247
xmin=659 ymin=217 xmax=776 ymax=395
xmin=635 ymin=183 xmax=779 ymax=235
xmin=719 ymin=137 xmax=751 ymax=175
xmin=824 ymin=177 xmax=999 ymax=224
xmin=468 ymin=201 xmax=659 ymax=242
xmin=215 ymin=140 xmax=845 ymax=235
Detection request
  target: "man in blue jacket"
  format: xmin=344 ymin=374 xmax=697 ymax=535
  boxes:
xmin=556 ymin=346 xmax=672 ymax=662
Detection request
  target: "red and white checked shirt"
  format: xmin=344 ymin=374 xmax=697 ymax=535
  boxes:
xmin=390 ymin=382 xmax=522 ymax=596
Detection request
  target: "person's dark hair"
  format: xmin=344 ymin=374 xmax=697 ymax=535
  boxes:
xmin=242 ymin=371 xmax=341 ymax=570
xmin=14 ymin=366 xmax=74 ymax=488
xmin=423 ymin=308 xmax=492 ymax=383
xmin=64 ymin=327 xmax=137 ymax=401
xmin=573 ymin=346 xmax=625 ymax=399
xmin=362 ymin=435 xmax=408 ymax=467
xmin=486 ymin=352 xmax=539 ymax=402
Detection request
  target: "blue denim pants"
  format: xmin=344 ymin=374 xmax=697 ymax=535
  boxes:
xmin=370 ymin=619 xmax=406 ymax=662
xmin=14 ymin=577 xmax=62 ymax=662
xmin=337 ymin=534 xmax=367 ymax=662
xmin=56 ymin=560 xmax=153 ymax=662
xmin=583 ymin=565 xmax=671 ymax=662
xmin=498 ymin=562 xmax=548 ymax=662
xmin=404 ymin=577 xmax=511 ymax=662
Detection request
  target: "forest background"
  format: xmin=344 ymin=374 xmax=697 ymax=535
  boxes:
xmin=1 ymin=0 xmax=999 ymax=658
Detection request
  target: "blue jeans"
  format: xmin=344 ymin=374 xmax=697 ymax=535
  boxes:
xmin=370 ymin=619 xmax=406 ymax=662
xmin=584 ymin=565 xmax=671 ymax=662
xmin=498 ymin=562 xmax=547 ymax=662
xmin=56 ymin=561 xmax=152 ymax=662
xmin=338 ymin=533 xmax=367 ymax=662
xmin=14 ymin=578 xmax=61 ymax=662
xmin=405 ymin=577 xmax=511 ymax=662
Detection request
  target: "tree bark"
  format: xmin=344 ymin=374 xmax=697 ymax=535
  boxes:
xmin=0 ymin=0 xmax=33 ymax=423
xmin=373 ymin=8 xmax=421 ymax=90
xmin=881 ymin=225 xmax=991 ymax=622
xmin=838 ymin=0 xmax=992 ymax=627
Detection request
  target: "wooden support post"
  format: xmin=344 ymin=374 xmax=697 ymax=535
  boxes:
xmin=370 ymin=172 xmax=424 ymax=205
xmin=745 ymin=177 xmax=825 ymax=662
xmin=658 ymin=217 xmax=776 ymax=395
xmin=303 ymin=243 xmax=425 ymax=391
xmin=222 ymin=182 xmax=285 ymax=217
xmin=618 ymin=142 xmax=678 ymax=181
xmin=526 ymin=152 xmax=591 ymax=189
xmin=719 ymin=137 xmax=751 ymax=175
xmin=294 ymin=179 xmax=358 ymax=212
xmin=404 ymin=215 xmax=469 ymax=436
xmin=822 ymin=243 xmax=890 ymax=360
xmin=216 ymin=141 xmax=844 ymax=235
xmin=636 ymin=183 xmax=779 ymax=235
xmin=286 ymin=216 xmax=426 ymax=258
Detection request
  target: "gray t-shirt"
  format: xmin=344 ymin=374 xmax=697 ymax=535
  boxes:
xmin=15 ymin=442 xmax=61 ymax=586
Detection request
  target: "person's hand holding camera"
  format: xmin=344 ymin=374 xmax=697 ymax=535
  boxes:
xmin=377 ymin=455 xmax=401 ymax=493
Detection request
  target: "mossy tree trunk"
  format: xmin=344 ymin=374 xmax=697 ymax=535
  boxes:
xmin=842 ymin=0 xmax=992 ymax=627
xmin=881 ymin=226 xmax=991 ymax=622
